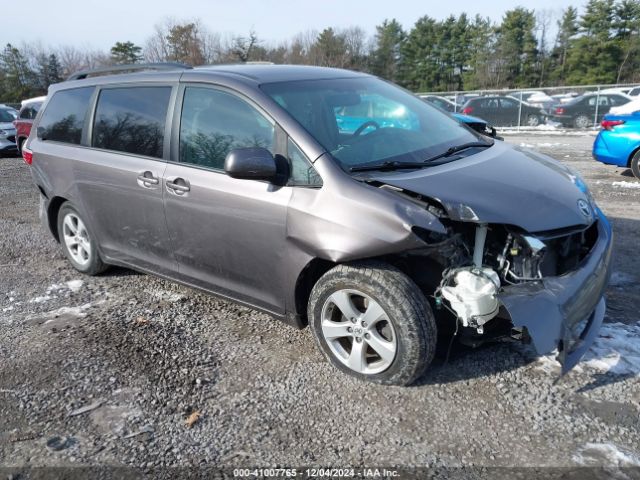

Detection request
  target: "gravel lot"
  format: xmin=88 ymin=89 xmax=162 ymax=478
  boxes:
xmin=1 ymin=133 xmax=639 ymax=474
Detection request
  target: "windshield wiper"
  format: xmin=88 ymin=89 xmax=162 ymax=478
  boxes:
xmin=349 ymin=140 xmax=493 ymax=173
xmin=350 ymin=160 xmax=429 ymax=172
xmin=423 ymin=141 xmax=493 ymax=163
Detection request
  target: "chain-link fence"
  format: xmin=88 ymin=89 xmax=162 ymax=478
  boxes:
xmin=417 ymin=83 xmax=640 ymax=131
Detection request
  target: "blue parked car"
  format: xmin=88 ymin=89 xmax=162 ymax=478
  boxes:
xmin=335 ymin=94 xmax=500 ymax=139
xmin=593 ymin=112 xmax=640 ymax=179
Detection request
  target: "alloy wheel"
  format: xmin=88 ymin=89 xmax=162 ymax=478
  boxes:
xmin=62 ymin=213 xmax=92 ymax=267
xmin=320 ymin=289 xmax=397 ymax=375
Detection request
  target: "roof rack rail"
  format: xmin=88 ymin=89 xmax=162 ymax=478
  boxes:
xmin=67 ymin=62 xmax=192 ymax=81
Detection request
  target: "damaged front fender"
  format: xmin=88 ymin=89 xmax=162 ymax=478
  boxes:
xmin=286 ymin=153 xmax=446 ymax=263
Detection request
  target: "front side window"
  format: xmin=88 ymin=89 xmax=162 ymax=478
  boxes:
xmin=38 ymin=88 xmax=94 ymax=144
xmin=262 ymin=77 xmax=482 ymax=171
xmin=288 ymin=138 xmax=322 ymax=187
xmin=92 ymin=87 xmax=171 ymax=159
xmin=179 ymin=87 xmax=275 ymax=170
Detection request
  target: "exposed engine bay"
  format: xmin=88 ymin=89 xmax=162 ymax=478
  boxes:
xmin=382 ymin=185 xmax=600 ymax=341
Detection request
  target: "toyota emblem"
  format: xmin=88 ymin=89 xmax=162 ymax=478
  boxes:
xmin=577 ymin=199 xmax=592 ymax=219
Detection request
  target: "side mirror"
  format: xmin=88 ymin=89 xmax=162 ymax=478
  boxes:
xmin=224 ymin=147 xmax=277 ymax=181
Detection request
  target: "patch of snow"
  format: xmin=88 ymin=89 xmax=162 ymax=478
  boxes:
xmin=612 ymin=181 xmax=640 ymax=189
xmin=564 ymin=155 xmax=570 ymax=158
xmin=66 ymin=280 xmax=84 ymax=292
xmin=2 ymin=306 xmax=14 ymax=312
xmin=534 ymin=353 xmax=560 ymax=373
xmin=581 ymin=322 xmax=640 ymax=376
xmin=29 ymin=295 xmax=56 ymax=304
xmin=573 ymin=442 xmax=640 ymax=467
xmin=519 ymin=143 xmax=535 ymax=148
xmin=41 ymin=303 xmax=93 ymax=324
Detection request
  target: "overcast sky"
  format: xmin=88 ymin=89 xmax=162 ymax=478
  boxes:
xmin=6 ymin=0 xmax=588 ymax=51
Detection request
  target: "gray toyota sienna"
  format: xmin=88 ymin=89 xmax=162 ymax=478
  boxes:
xmin=24 ymin=64 xmax=613 ymax=385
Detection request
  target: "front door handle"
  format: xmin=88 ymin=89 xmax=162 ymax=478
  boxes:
xmin=166 ymin=177 xmax=191 ymax=195
xmin=137 ymin=171 xmax=159 ymax=188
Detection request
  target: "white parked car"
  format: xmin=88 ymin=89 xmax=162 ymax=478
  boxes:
xmin=610 ymin=96 xmax=640 ymax=115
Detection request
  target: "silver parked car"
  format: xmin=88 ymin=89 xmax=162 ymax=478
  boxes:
xmin=25 ymin=64 xmax=612 ymax=385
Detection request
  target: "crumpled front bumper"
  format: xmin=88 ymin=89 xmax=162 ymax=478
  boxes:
xmin=498 ymin=207 xmax=613 ymax=373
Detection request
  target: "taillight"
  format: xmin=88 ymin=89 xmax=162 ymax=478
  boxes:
xmin=22 ymin=146 xmax=33 ymax=165
xmin=601 ymin=119 xmax=625 ymax=131
xmin=555 ymin=107 xmax=565 ymax=115
xmin=462 ymin=106 xmax=473 ymax=115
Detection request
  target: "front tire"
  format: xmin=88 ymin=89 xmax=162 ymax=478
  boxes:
xmin=57 ymin=203 xmax=107 ymax=275
xmin=308 ymin=261 xmax=436 ymax=386
xmin=526 ymin=114 xmax=540 ymax=127
xmin=631 ymin=150 xmax=640 ymax=179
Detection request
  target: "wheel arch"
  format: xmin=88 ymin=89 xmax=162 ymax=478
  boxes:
xmin=47 ymin=196 xmax=68 ymax=242
xmin=627 ymin=145 xmax=640 ymax=168
xmin=293 ymin=257 xmax=337 ymax=326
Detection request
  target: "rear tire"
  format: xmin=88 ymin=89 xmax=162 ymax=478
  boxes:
xmin=574 ymin=114 xmax=591 ymax=129
xmin=631 ymin=150 xmax=640 ymax=180
xmin=308 ymin=261 xmax=437 ymax=386
xmin=57 ymin=203 xmax=108 ymax=275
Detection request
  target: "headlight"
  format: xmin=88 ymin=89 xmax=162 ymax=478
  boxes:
xmin=0 ymin=129 xmax=6 ymax=137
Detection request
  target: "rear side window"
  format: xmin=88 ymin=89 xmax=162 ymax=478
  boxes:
xmin=19 ymin=102 xmax=42 ymax=120
xmin=92 ymin=87 xmax=171 ymax=159
xmin=38 ymin=88 xmax=93 ymax=144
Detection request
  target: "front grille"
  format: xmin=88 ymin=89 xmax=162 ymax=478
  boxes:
xmin=540 ymin=221 xmax=599 ymax=276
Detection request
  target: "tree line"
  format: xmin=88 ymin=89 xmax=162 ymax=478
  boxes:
xmin=1 ymin=0 xmax=639 ymax=103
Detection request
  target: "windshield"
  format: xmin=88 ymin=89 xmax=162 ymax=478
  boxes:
xmin=0 ymin=109 xmax=16 ymax=123
xmin=261 ymin=77 xmax=483 ymax=171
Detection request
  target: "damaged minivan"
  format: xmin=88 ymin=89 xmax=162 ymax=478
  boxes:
xmin=25 ymin=64 xmax=613 ymax=385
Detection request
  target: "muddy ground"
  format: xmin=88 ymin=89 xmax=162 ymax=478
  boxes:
xmin=1 ymin=133 xmax=639 ymax=476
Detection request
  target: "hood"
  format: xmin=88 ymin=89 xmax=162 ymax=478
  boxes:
xmin=365 ymin=141 xmax=594 ymax=233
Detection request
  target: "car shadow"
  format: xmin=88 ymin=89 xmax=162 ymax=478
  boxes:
xmin=100 ymin=265 xmax=142 ymax=278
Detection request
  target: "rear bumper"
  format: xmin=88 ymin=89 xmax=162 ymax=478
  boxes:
xmin=498 ymin=207 xmax=613 ymax=373
xmin=592 ymin=133 xmax=629 ymax=167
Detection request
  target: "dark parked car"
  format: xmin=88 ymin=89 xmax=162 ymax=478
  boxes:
xmin=420 ymin=94 xmax=459 ymax=112
xmin=25 ymin=64 xmax=612 ymax=385
xmin=550 ymin=93 xmax=632 ymax=128
xmin=462 ymin=96 xmax=546 ymax=127
xmin=14 ymin=96 xmax=45 ymax=153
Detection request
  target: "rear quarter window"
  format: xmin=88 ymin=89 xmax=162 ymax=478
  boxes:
xmin=92 ymin=86 xmax=171 ymax=159
xmin=38 ymin=88 xmax=94 ymax=144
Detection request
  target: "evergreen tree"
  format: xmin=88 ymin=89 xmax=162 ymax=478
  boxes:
xmin=0 ymin=44 xmax=38 ymax=102
xmin=399 ymin=15 xmax=439 ymax=91
xmin=313 ymin=28 xmax=348 ymax=67
xmin=549 ymin=7 xmax=579 ymax=84
xmin=110 ymin=41 xmax=143 ymax=64
xmin=566 ymin=0 xmax=620 ymax=84
xmin=370 ymin=19 xmax=404 ymax=82
xmin=494 ymin=8 xmax=538 ymax=87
